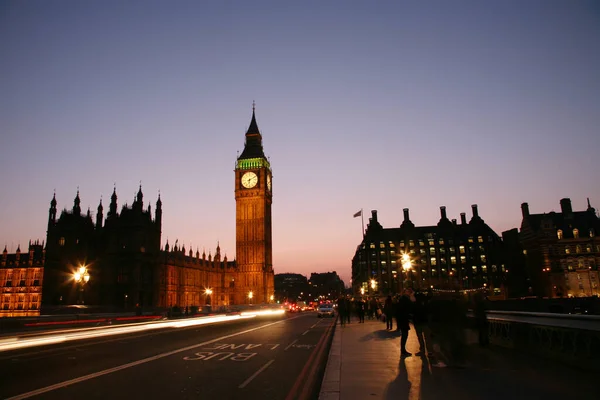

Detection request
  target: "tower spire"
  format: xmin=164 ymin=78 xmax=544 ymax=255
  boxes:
xmin=238 ymin=104 xmax=265 ymax=160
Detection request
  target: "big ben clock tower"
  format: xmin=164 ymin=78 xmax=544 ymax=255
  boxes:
xmin=235 ymin=105 xmax=274 ymax=304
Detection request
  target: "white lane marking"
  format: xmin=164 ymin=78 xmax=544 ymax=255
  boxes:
xmin=302 ymin=330 xmax=310 ymax=336
xmin=310 ymin=320 xmax=322 ymax=329
xmin=5 ymin=319 xmax=287 ymax=400
xmin=285 ymin=339 xmax=298 ymax=350
xmin=238 ymin=359 xmax=274 ymax=388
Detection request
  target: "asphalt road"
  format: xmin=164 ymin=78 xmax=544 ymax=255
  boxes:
xmin=1 ymin=311 xmax=335 ymax=400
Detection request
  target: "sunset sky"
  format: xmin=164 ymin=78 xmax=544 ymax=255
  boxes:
xmin=1 ymin=1 xmax=599 ymax=285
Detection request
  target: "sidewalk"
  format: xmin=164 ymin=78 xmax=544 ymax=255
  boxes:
xmin=319 ymin=317 xmax=596 ymax=400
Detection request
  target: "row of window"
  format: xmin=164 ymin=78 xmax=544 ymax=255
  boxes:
xmin=557 ymin=228 xmax=595 ymax=239
xmin=564 ymin=244 xmax=600 ymax=254
xmin=370 ymin=236 xmax=491 ymax=249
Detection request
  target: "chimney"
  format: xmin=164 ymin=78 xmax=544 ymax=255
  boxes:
xmin=440 ymin=206 xmax=447 ymax=220
xmin=460 ymin=213 xmax=467 ymax=225
xmin=403 ymin=208 xmax=410 ymax=222
xmin=471 ymin=204 xmax=479 ymax=219
xmin=371 ymin=210 xmax=378 ymax=223
xmin=521 ymin=202 xmax=530 ymax=218
xmin=452 ymin=219 xmax=457 ymax=225
xmin=560 ymin=198 xmax=572 ymax=215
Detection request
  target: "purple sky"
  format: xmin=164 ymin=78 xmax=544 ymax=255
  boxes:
xmin=1 ymin=1 xmax=599 ymax=286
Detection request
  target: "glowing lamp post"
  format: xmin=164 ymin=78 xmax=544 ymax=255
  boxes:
xmin=248 ymin=291 xmax=253 ymax=304
xmin=73 ymin=265 xmax=90 ymax=304
xmin=370 ymin=278 xmax=377 ymax=294
xmin=205 ymin=288 xmax=213 ymax=306
xmin=401 ymin=254 xmax=412 ymax=291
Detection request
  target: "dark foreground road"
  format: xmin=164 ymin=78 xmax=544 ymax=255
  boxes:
xmin=1 ymin=312 xmax=334 ymax=400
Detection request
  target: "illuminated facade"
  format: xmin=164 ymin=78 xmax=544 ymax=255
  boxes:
xmin=351 ymin=206 xmax=506 ymax=297
xmin=7 ymin=109 xmax=276 ymax=312
xmin=519 ymin=198 xmax=600 ymax=298
xmin=234 ymin=107 xmax=275 ymax=304
xmin=1 ymin=242 xmax=44 ymax=317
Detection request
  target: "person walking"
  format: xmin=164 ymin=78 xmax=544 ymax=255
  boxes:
xmin=384 ymin=295 xmax=394 ymax=330
xmin=337 ymin=296 xmax=348 ymax=326
xmin=397 ymin=289 xmax=413 ymax=357
xmin=356 ymin=298 xmax=365 ymax=323
xmin=413 ymin=291 xmax=433 ymax=356
xmin=473 ymin=292 xmax=489 ymax=347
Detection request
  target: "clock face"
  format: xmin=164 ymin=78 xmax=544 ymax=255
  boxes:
xmin=241 ymin=171 xmax=258 ymax=188
xmin=267 ymin=174 xmax=271 ymax=191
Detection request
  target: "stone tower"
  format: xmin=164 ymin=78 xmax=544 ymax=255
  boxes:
xmin=234 ymin=105 xmax=274 ymax=304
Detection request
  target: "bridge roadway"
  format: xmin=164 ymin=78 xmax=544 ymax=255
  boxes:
xmin=1 ymin=311 xmax=332 ymax=400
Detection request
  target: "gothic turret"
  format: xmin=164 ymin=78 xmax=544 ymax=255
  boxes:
xmin=73 ymin=189 xmax=81 ymax=216
xmin=96 ymin=199 xmax=104 ymax=228
xmin=108 ymin=186 xmax=118 ymax=218
xmin=155 ymin=194 xmax=162 ymax=228
xmin=133 ymin=184 xmax=143 ymax=211
xmin=48 ymin=192 xmax=57 ymax=230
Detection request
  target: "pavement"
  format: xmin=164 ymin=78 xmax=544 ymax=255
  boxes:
xmin=318 ymin=317 xmax=597 ymax=400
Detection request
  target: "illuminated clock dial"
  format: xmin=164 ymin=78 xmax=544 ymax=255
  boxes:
xmin=241 ymin=171 xmax=258 ymax=188
xmin=267 ymin=174 xmax=271 ymax=191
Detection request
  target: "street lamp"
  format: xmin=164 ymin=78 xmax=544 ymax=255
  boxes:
xmin=205 ymin=288 xmax=213 ymax=306
xmin=248 ymin=291 xmax=253 ymax=303
xmin=73 ymin=264 xmax=90 ymax=304
xmin=270 ymin=294 xmax=274 ymax=302
xmin=401 ymin=253 xmax=411 ymax=291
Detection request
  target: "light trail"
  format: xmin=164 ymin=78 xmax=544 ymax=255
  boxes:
xmin=0 ymin=309 xmax=285 ymax=353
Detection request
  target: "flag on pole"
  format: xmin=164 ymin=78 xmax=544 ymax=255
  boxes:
xmin=353 ymin=210 xmax=362 ymax=218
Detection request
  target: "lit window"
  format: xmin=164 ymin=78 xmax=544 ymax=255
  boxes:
xmin=428 ymin=239 xmax=434 ymax=246
xmin=450 ymin=247 xmax=456 ymax=254
xmin=557 ymin=230 xmax=563 ymax=239
xmin=409 ymin=240 xmax=415 ymax=247
xmin=478 ymin=236 xmax=483 ymax=243
xmin=59 ymin=237 xmax=65 ymax=246
xmin=429 ymin=247 xmax=436 ymax=255
xmin=380 ymin=242 xmax=385 ymax=249
xmin=439 ymin=238 xmax=445 ymax=245
xmin=576 ymin=245 xmax=581 ymax=254
xmin=459 ymin=246 xmax=465 ymax=254
xmin=468 ymin=237 xmax=474 ymax=243
xmin=573 ymin=229 xmax=579 ymax=239
xmin=430 ymin=257 xmax=437 ymax=266
xmin=460 ymin=256 xmax=466 ymax=264
xmin=578 ymin=259 xmax=585 ymax=269
xmin=590 ymin=229 xmax=595 ymax=238
xmin=480 ymin=255 xmax=487 ymax=262
xmin=482 ymin=265 xmax=487 ymax=273
xmin=451 ymin=256 xmax=457 ymax=264
xmin=565 ymin=246 xmax=570 ymax=254
xmin=418 ymin=240 xmax=425 ymax=246
xmin=389 ymin=241 xmax=395 ymax=248
xmin=587 ymin=245 xmax=592 ymax=253
xmin=370 ymin=243 xmax=375 ymax=249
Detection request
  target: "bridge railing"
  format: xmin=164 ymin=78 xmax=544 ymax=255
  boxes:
xmin=474 ymin=310 xmax=600 ymax=371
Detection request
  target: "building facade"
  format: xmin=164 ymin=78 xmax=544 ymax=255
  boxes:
xmin=351 ymin=206 xmax=507 ymax=297
xmin=519 ymin=198 xmax=600 ymax=298
xmin=3 ymin=109 xmax=275 ymax=314
xmin=0 ymin=242 xmax=44 ymax=317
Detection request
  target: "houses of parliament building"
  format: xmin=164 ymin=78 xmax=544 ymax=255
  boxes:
xmin=0 ymin=109 xmax=275 ymax=316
